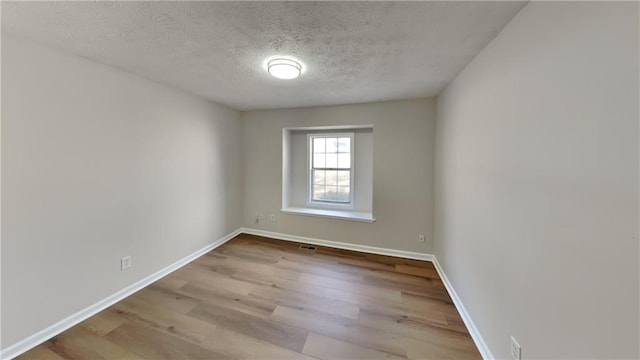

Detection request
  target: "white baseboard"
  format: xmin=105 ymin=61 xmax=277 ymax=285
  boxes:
xmin=240 ymin=227 xmax=434 ymax=262
xmin=0 ymin=229 xmax=242 ymax=360
xmin=431 ymin=257 xmax=494 ymax=360
xmin=241 ymin=227 xmax=492 ymax=359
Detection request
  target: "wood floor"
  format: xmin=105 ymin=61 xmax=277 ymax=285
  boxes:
xmin=17 ymin=234 xmax=481 ymax=360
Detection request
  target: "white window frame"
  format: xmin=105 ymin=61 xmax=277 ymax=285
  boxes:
xmin=307 ymin=132 xmax=355 ymax=210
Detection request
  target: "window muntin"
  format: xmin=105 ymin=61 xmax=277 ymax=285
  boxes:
xmin=309 ymin=133 xmax=354 ymax=205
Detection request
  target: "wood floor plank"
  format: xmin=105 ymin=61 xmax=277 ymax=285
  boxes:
xmin=251 ymin=283 xmax=360 ymax=320
xmin=333 ymin=256 xmax=398 ymax=272
xmin=401 ymin=292 xmax=457 ymax=314
xmin=202 ymin=327 xmax=318 ymax=360
xmin=396 ymin=264 xmax=439 ymax=278
xmin=219 ymin=256 xmax=302 ymax=281
xmin=315 ymin=247 xmax=368 ymax=260
xmin=189 ymin=302 xmax=310 ymax=353
xmin=404 ymin=335 xmax=481 ymax=359
xmin=275 ymin=258 xmax=365 ymax=283
xmin=105 ymin=322 xmax=231 ymax=360
xmin=151 ymin=277 xmax=188 ymax=291
xmin=299 ymin=272 xmax=402 ymax=302
xmin=110 ymin=295 xmax=217 ymax=343
xmin=401 ymin=285 xmax=453 ymax=302
xmin=192 ymin=252 xmax=228 ymax=269
xmin=217 ymin=245 xmax=280 ymax=264
xmin=43 ymin=326 xmax=145 ymax=360
xmin=177 ymin=282 xmax=277 ymax=319
xmin=358 ymin=309 xmax=476 ymax=347
xmin=80 ymin=311 xmax=126 ymax=336
xmin=270 ymin=305 xmax=354 ymax=334
xmin=171 ymin=265 xmax=255 ymax=296
xmin=323 ymin=287 xmax=448 ymax=325
xmin=302 ymin=332 xmax=404 ymax=360
xmin=134 ymin=286 xmax=200 ymax=314
xmin=230 ymin=270 xmax=327 ymax=298
xmin=364 ymin=268 xmax=433 ymax=286
xmin=364 ymin=253 xmax=436 ymax=268
xmin=270 ymin=304 xmax=407 ymax=357
xmin=363 ymin=276 xmax=450 ymax=301
xmin=14 ymin=346 xmax=67 ymax=360
xmin=280 ymin=249 xmax=353 ymax=268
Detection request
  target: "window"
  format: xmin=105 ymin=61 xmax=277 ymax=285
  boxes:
xmin=309 ymin=133 xmax=354 ymax=206
xmin=282 ymin=126 xmax=374 ymax=222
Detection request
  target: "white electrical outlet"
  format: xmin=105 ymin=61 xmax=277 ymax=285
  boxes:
xmin=121 ymin=256 xmax=132 ymax=271
xmin=510 ymin=336 xmax=521 ymax=360
xmin=418 ymin=234 xmax=425 ymax=242
xmin=256 ymin=212 xmax=264 ymax=223
xmin=270 ymin=213 xmax=276 ymax=221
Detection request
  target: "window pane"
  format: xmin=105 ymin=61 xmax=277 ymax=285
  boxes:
xmin=326 ymin=138 xmax=338 ymax=153
xmin=337 ymin=153 xmax=350 ymax=168
xmin=309 ymin=134 xmax=353 ymax=205
xmin=337 ymin=171 xmax=350 ymax=186
xmin=313 ymin=170 xmax=325 ymax=185
xmin=313 ymin=185 xmax=327 ymax=201
xmin=338 ymin=137 xmax=350 ymax=153
xmin=336 ymin=186 xmax=350 ymax=202
xmin=313 ymin=137 xmax=326 ymax=153
xmin=325 ymin=186 xmax=338 ymax=201
xmin=313 ymin=153 xmax=326 ymax=168
xmin=325 ymin=170 xmax=338 ymax=186
xmin=326 ymin=153 xmax=338 ymax=168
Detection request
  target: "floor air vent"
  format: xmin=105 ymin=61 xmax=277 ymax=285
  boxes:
xmin=299 ymin=244 xmax=317 ymax=251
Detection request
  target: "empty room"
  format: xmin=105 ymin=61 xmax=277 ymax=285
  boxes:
xmin=1 ymin=1 xmax=638 ymax=359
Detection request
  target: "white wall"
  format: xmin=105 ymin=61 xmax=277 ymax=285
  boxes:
xmin=243 ymin=99 xmax=435 ymax=253
xmin=1 ymin=35 xmax=243 ymax=348
xmin=435 ymin=2 xmax=639 ymax=359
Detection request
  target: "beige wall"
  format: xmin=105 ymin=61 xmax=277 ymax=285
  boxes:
xmin=1 ymin=35 xmax=243 ymax=347
xmin=242 ymin=99 xmax=435 ymax=253
xmin=435 ymin=2 xmax=639 ymax=358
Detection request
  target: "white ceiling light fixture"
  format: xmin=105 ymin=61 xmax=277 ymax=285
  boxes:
xmin=267 ymin=58 xmax=302 ymax=80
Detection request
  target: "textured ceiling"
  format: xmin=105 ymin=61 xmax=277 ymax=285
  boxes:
xmin=2 ymin=1 xmax=526 ymax=110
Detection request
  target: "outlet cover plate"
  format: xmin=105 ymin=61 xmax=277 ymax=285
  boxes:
xmin=121 ymin=256 xmax=132 ymax=271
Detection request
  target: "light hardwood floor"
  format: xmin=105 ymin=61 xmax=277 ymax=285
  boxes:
xmin=17 ymin=234 xmax=481 ymax=360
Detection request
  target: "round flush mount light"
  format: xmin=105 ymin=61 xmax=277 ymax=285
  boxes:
xmin=267 ymin=58 xmax=302 ymax=80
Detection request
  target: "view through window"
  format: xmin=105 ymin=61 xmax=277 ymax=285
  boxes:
xmin=310 ymin=134 xmax=353 ymax=204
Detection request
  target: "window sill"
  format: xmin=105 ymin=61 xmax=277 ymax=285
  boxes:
xmin=281 ymin=207 xmax=376 ymax=223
